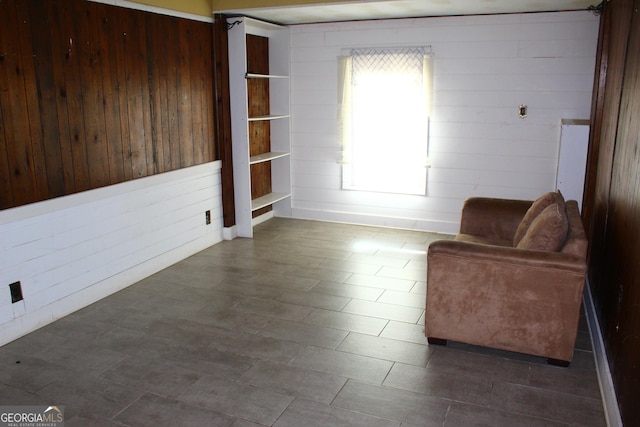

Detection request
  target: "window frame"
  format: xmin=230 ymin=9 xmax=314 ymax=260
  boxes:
xmin=338 ymin=46 xmax=434 ymax=196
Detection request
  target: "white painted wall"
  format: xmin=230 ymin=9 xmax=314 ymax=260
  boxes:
xmin=288 ymin=11 xmax=599 ymax=233
xmin=0 ymin=161 xmax=224 ymax=346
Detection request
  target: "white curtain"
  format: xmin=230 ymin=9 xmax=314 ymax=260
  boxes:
xmin=423 ymin=53 xmax=434 ymax=117
xmin=337 ymin=55 xmax=352 ymax=164
xmin=423 ymin=53 xmax=434 ymax=168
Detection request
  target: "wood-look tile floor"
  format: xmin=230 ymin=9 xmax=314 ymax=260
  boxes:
xmin=0 ymin=218 xmax=606 ymax=426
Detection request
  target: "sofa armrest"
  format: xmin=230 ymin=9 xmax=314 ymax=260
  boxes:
xmin=426 ymin=240 xmax=587 ymax=362
xmin=459 ymin=197 xmax=532 ymax=241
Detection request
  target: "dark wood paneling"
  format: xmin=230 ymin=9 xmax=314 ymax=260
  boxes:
xmin=605 ymin=3 xmax=640 ymax=420
xmin=582 ymin=0 xmax=608 ymax=229
xmin=583 ymin=0 xmax=640 ymax=424
xmin=586 ymin=1 xmax=633 ymax=327
xmin=0 ymin=0 xmax=41 ymax=206
xmin=212 ymin=14 xmax=235 ymax=228
xmin=0 ymin=0 xmax=216 ymax=211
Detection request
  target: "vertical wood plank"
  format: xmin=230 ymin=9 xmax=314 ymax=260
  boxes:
xmin=15 ymin=0 xmax=49 ymax=202
xmin=46 ymin=0 xmax=77 ymax=194
xmin=76 ymin=1 xmax=111 ymax=188
xmin=212 ymin=14 xmax=236 ymax=227
xmin=145 ymin=12 xmax=168 ymax=173
xmin=95 ymin=2 xmax=126 ymax=185
xmin=57 ymin=0 xmax=91 ymax=192
xmin=0 ymin=0 xmax=20 ymax=208
xmin=123 ymin=11 xmax=148 ymax=179
xmin=201 ymin=22 xmax=216 ymax=163
xmin=136 ymin=13 xmax=154 ymax=176
xmin=190 ymin=21 xmax=206 ymax=166
xmin=165 ymin=16 xmax=181 ymax=171
xmin=111 ymin=6 xmax=134 ymax=182
xmin=26 ymin=0 xmax=66 ymax=199
xmin=582 ymin=8 xmax=608 ymax=231
xmin=157 ymin=18 xmax=173 ymax=172
xmin=0 ymin=99 xmax=14 ymax=209
xmin=0 ymin=0 xmax=38 ymax=205
xmin=177 ymin=19 xmax=194 ymax=168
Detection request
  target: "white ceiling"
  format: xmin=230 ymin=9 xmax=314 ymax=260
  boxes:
xmin=221 ymin=0 xmax=599 ymax=25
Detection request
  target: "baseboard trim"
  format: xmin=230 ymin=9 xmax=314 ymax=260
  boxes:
xmin=252 ymin=211 xmax=274 ymax=227
xmin=222 ymin=226 xmax=238 ymax=241
xmin=290 ymin=207 xmax=458 ymax=235
xmin=584 ymin=279 xmax=623 ymax=427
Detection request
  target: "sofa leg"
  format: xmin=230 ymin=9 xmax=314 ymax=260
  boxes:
xmin=427 ymin=337 xmax=447 ymax=346
xmin=547 ymin=358 xmax=570 ymax=367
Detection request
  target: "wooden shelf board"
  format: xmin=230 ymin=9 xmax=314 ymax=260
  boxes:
xmin=246 ymin=73 xmax=289 ymax=79
xmin=250 ymin=151 xmax=290 ymax=165
xmin=248 ymin=114 xmax=290 ymax=122
xmin=251 ymin=192 xmax=291 ymax=211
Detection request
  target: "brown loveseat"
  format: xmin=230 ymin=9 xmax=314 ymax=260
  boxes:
xmin=425 ymin=191 xmax=588 ymax=366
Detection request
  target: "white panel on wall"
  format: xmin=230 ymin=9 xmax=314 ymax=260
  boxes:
xmin=288 ymin=11 xmax=599 ymax=233
xmin=556 ymin=119 xmax=590 ymax=209
xmin=0 ymin=161 xmax=224 ymax=346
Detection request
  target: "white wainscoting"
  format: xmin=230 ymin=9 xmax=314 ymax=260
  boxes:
xmin=0 ymin=161 xmax=223 ymax=346
xmin=289 ymin=11 xmax=599 ymax=233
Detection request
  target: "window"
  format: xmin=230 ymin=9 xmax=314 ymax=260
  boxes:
xmin=338 ymin=47 xmax=433 ymax=195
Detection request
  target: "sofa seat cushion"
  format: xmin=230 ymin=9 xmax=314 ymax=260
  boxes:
xmin=516 ymin=201 xmax=569 ymax=252
xmin=513 ymin=190 xmax=564 ymax=246
xmin=455 ymin=233 xmax=513 ymax=247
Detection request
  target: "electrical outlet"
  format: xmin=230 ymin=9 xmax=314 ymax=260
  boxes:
xmin=9 ymin=281 xmax=23 ymax=303
xmin=205 ymin=210 xmax=211 ymax=225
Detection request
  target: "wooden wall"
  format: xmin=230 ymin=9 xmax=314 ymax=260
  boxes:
xmin=0 ymin=0 xmax=216 ymax=210
xmin=212 ymin=14 xmax=235 ymax=228
xmin=583 ymin=0 xmax=640 ymax=423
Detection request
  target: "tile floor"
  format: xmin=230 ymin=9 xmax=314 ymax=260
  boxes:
xmin=0 ymin=218 xmax=606 ymax=426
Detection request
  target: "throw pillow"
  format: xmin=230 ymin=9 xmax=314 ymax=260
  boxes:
xmin=513 ymin=190 xmax=564 ymax=247
xmin=516 ymin=201 xmax=569 ymax=252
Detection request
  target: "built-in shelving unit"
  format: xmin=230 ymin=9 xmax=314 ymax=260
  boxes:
xmin=227 ymin=17 xmax=291 ymax=238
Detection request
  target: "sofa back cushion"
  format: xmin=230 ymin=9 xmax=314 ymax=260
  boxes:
xmin=561 ymin=200 xmax=588 ymax=258
xmin=516 ymin=200 xmax=569 ymax=252
xmin=513 ymin=190 xmax=564 ymax=246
